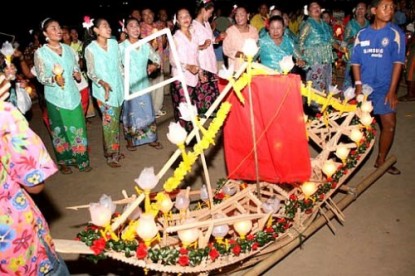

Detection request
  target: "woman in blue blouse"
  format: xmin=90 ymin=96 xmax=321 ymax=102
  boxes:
xmin=84 ymin=18 xmax=125 ymax=168
xmin=342 ymin=2 xmax=369 ymax=89
xmin=119 ymin=17 xmax=163 ymax=151
xmin=34 ymin=18 xmax=91 ymax=174
xmin=259 ymin=16 xmax=304 ymax=72
xmin=299 ymin=2 xmax=343 ymax=91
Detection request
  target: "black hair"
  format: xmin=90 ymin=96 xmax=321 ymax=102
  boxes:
xmin=370 ymin=0 xmax=395 ymax=7
xmin=269 ymin=15 xmax=284 ymax=27
xmin=39 ymin=18 xmax=59 ymax=44
xmin=82 ymin=18 xmax=108 ymax=57
xmin=195 ymin=0 xmax=215 ymax=16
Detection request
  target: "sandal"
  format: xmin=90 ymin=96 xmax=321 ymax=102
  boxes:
xmin=126 ymin=145 xmax=137 ymax=151
xmin=107 ymin=156 xmax=121 ymax=168
xmin=80 ymin=166 xmax=93 ymax=172
xmin=59 ymin=165 xmax=73 ymax=175
xmin=149 ymin=141 xmax=163 ymax=150
xmin=374 ymin=164 xmax=401 ymax=175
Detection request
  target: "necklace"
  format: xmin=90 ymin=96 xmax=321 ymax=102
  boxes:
xmin=47 ymin=44 xmax=61 ymax=50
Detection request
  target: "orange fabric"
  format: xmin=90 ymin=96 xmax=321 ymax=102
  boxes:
xmin=223 ymin=74 xmax=311 ymax=183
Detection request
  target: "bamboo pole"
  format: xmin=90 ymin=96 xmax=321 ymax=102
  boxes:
xmin=242 ymin=155 xmax=397 ymax=276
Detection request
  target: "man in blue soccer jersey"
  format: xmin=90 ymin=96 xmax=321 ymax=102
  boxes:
xmin=351 ymin=0 xmax=405 ymax=175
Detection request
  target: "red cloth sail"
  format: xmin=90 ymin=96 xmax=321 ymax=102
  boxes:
xmin=223 ymin=74 xmax=311 ymax=183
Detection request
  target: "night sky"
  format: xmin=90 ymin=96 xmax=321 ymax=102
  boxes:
xmin=1 ymin=0 xmax=356 ymax=48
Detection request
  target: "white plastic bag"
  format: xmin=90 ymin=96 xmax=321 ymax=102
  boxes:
xmin=15 ymin=84 xmax=32 ymax=114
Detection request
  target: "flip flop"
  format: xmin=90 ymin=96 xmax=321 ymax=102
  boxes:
xmin=149 ymin=142 xmax=163 ymax=150
xmin=80 ymin=166 xmax=93 ymax=172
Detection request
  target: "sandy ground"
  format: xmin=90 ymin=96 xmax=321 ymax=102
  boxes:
xmin=28 ymin=80 xmax=415 ymax=276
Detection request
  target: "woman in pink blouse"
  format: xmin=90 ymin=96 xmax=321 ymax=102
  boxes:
xmin=170 ymin=8 xmax=200 ymax=131
xmin=223 ymin=6 xmax=259 ymax=71
xmin=192 ymin=0 xmax=224 ymax=116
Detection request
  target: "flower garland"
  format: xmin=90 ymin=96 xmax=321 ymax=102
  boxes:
xmin=76 ymin=101 xmax=376 ymax=268
xmin=163 ymin=102 xmax=231 ymax=192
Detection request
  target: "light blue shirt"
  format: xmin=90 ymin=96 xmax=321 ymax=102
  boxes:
xmin=85 ymin=39 xmax=124 ymax=107
xmin=34 ymin=43 xmax=81 ymax=109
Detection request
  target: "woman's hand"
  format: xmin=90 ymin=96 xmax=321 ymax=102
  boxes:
xmin=147 ymin=63 xmax=159 ymax=75
xmin=99 ymin=80 xmax=112 ymax=101
xmin=199 ymin=39 xmax=212 ymax=50
xmin=296 ymin=59 xmax=306 ymax=68
xmin=73 ymin=71 xmax=82 ymax=82
xmin=186 ymin=64 xmax=199 ymax=75
xmin=385 ymin=91 xmax=398 ymax=110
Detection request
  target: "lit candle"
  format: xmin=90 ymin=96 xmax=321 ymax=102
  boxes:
xmin=360 ymin=101 xmax=373 ymax=113
xmin=350 ymin=128 xmax=363 ymax=146
xmin=335 ymin=144 xmax=350 ymax=164
xmin=52 ymin=64 xmax=64 ymax=88
xmin=212 ymin=214 xmax=229 ymax=243
xmin=0 ymin=41 xmax=14 ymax=66
xmin=360 ymin=112 xmax=373 ymax=128
xmin=136 ymin=213 xmax=159 ymax=247
xmin=178 ymin=219 xmax=200 ymax=248
xmin=233 ymin=220 xmax=252 ymax=239
xmin=322 ymin=159 xmax=337 ymax=180
xmin=301 ymin=182 xmax=318 ymax=198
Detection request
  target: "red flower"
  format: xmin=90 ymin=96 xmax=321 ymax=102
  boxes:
xmin=179 ymin=247 xmax=188 ymax=255
xmin=277 ymin=218 xmax=286 ymax=224
xmin=305 ymin=209 xmax=313 ymax=214
xmin=251 ymin=242 xmax=259 ymax=251
xmin=265 ymin=227 xmax=274 ymax=233
xmin=319 ymin=194 xmax=325 ymax=200
xmin=136 ymin=243 xmax=148 ymax=259
xmin=272 ymin=233 xmax=279 ymax=238
xmin=289 ymin=194 xmax=297 ymax=201
xmin=228 ymin=239 xmax=236 ymax=245
xmin=283 ymin=223 xmax=291 ymax=230
xmin=331 ymin=182 xmax=337 ymax=189
xmin=316 ymin=113 xmax=322 ymax=118
xmin=178 ymin=255 xmax=189 ymax=266
xmin=90 ymin=238 xmax=106 ymax=255
xmin=214 ymin=192 xmax=225 ymax=200
xmin=246 ymin=234 xmax=255 ymax=241
xmin=209 ymin=248 xmax=220 ymax=261
xmin=232 ymin=244 xmax=241 ymax=256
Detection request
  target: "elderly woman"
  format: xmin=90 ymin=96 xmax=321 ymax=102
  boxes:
xmin=259 ymin=15 xmax=304 ymax=72
xmin=299 ymin=1 xmax=343 ymax=91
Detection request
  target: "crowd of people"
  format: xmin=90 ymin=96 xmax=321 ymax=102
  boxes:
xmin=0 ymin=0 xmax=414 ymax=273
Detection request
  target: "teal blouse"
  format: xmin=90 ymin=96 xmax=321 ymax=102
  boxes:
xmin=299 ymin=18 xmax=335 ymax=65
xmin=118 ymin=40 xmax=160 ymax=93
xmin=34 ymin=44 xmax=81 ymax=110
xmin=344 ymin=18 xmax=369 ymax=51
xmin=259 ymin=33 xmax=300 ymax=71
xmin=85 ymin=39 xmax=124 ymax=107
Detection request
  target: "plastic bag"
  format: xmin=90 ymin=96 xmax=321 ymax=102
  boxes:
xmin=15 ymin=84 xmax=32 ymax=114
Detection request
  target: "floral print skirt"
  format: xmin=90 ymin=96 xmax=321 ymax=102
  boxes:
xmin=46 ymin=102 xmax=90 ymax=171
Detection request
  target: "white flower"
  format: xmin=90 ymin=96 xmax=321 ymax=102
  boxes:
xmin=134 ymin=167 xmax=159 ymax=190
xmin=82 ymin=16 xmax=94 ymax=30
xmin=178 ymin=102 xmax=197 ymax=121
xmin=167 ymin=122 xmax=187 ymax=145
xmin=279 ymin=55 xmax=294 ymax=74
xmin=343 ymin=86 xmax=356 ymax=101
xmin=356 ymin=94 xmax=365 ymax=102
xmin=362 ymin=84 xmax=373 ymax=97
xmin=303 ymin=5 xmax=309 ymax=15
xmin=1 ymin=41 xmax=14 ymax=57
xmin=328 ymin=85 xmax=341 ymax=95
xmin=242 ymin=38 xmax=259 ymax=57
xmin=218 ymin=64 xmax=234 ymax=79
xmin=99 ymin=194 xmax=116 ymax=214
xmin=89 ymin=202 xmax=112 ymax=227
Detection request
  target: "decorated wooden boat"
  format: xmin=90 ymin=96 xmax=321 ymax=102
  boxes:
xmin=54 ymin=34 xmax=381 ymax=275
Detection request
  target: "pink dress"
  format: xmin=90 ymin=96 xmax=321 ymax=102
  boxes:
xmin=0 ymin=102 xmax=59 ymax=275
xmin=223 ymin=25 xmax=259 ymax=70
